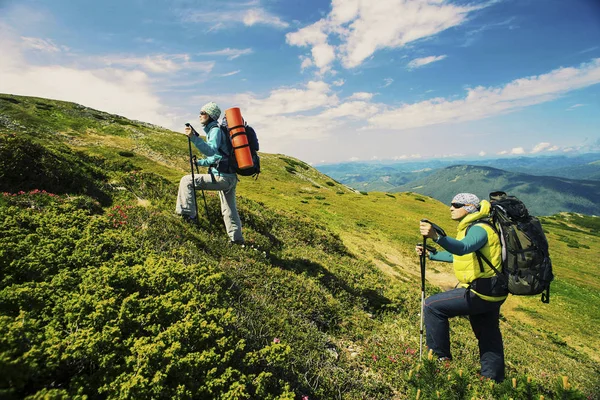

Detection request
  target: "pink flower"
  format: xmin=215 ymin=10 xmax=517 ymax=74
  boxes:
xmin=371 ymin=354 xmax=378 ymax=361
xmin=387 ymin=356 xmax=397 ymax=363
xmin=302 ymin=396 xmax=309 ymax=400
xmin=273 ymin=338 xmax=280 ymax=344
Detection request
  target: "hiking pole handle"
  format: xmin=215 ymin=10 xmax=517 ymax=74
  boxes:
xmin=185 ymin=122 xmax=200 ymax=137
xmin=417 ymin=243 xmax=438 ymax=254
xmin=187 ymin=133 xmax=200 ymax=226
xmin=420 ymin=219 xmax=447 ymax=237
xmin=192 ymin=155 xmax=199 ymax=174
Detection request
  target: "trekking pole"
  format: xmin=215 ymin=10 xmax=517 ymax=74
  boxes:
xmin=186 ymin=123 xmax=200 ymax=227
xmin=193 ymin=154 xmax=211 ymax=227
xmin=419 ymin=235 xmax=427 ymax=359
xmin=418 ymin=219 xmax=447 ymax=359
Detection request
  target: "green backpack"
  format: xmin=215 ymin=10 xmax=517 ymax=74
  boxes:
xmin=474 ymin=192 xmax=554 ymax=303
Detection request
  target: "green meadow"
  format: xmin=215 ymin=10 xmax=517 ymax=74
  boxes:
xmin=1 ymin=93 xmax=598 ymax=399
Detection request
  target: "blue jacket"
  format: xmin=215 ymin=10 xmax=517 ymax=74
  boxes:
xmin=190 ymin=120 xmax=234 ymax=177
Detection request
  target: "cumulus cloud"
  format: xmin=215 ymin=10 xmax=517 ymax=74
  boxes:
xmin=319 ymin=101 xmax=379 ymax=120
xmin=393 ymin=154 xmax=422 ymax=160
xmin=531 ymin=143 xmax=559 ymax=153
xmin=348 ymin=92 xmax=374 ymax=100
xmin=233 ymin=80 xmax=339 ymax=118
xmin=531 ymin=142 xmax=551 ymax=153
xmin=287 ymin=0 xmax=485 ymax=71
xmin=407 ymin=55 xmax=447 ymax=69
xmin=300 ymin=55 xmax=314 ymax=71
xmin=206 ymin=58 xmax=600 ymax=155
xmin=0 ymin=30 xmax=177 ymax=128
xmin=366 ymin=58 xmax=600 ymax=130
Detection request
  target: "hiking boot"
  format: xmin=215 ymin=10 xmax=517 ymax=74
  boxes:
xmin=182 ymin=215 xmax=198 ymax=225
xmin=229 ymin=239 xmax=245 ymax=247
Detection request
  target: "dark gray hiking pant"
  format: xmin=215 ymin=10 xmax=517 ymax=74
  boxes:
xmin=424 ymin=287 xmax=505 ymax=382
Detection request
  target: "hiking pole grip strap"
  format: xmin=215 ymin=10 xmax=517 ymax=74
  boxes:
xmin=185 ymin=122 xmax=200 ymax=137
xmin=421 ymin=219 xmax=447 ymax=237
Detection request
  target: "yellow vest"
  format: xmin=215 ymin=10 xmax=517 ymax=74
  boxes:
xmin=453 ymin=200 xmax=506 ymax=302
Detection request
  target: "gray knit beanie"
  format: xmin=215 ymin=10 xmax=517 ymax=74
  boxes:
xmin=200 ymin=102 xmax=221 ymax=121
xmin=451 ymin=193 xmax=480 ymax=214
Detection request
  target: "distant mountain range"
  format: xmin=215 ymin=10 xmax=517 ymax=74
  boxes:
xmin=316 ymin=155 xmax=600 ymax=216
xmin=394 ymin=165 xmax=600 ymax=216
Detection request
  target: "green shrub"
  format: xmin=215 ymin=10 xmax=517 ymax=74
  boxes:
xmin=0 ymin=134 xmax=111 ymax=205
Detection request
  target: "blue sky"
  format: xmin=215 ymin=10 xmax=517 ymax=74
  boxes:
xmin=1 ymin=0 xmax=599 ymax=164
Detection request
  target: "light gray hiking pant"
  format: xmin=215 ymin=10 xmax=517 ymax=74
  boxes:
xmin=176 ymin=173 xmax=243 ymax=242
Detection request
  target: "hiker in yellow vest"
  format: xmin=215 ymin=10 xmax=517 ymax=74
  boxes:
xmin=416 ymin=193 xmax=507 ymax=382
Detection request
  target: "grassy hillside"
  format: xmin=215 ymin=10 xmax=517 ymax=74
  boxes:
xmin=1 ymin=93 xmax=598 ymax=399
xmin=393 ymin=165 xmax=600 ymax=216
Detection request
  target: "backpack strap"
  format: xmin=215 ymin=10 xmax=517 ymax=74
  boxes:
xmin=466 ymin=220 xmax=506 ymax=281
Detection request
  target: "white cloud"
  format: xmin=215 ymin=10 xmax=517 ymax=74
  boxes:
xmin=393 ymin=154 xmax=422 ymax=160
xmin=300 ymin=55 xmax=314 ymax=71
xmin=366 ymin=58 xmax=600 ymax=131
xmin=382 ymin=78 xmax=394 ymax=88
xmin=185 ymin=6 xmax=288 ymax=30
xmin=319 ymin=101 xmax=378 ymax=120
xmin=243 ymin=8 xmax=288 ymax=28
xmin=566 ymin=103 xmax=585 ymax=111
xmin=0 ymin=29 xmax=176 ymax=129
xmin=233 ymin=80 xmax=339 ymax=118
xmin=287 ymin=20 xmax=334 ymax=74
xmin=479 ymin=151 xmax=486 ymax=156
xmin=287 ymin=0 xmax=485 ymax=71
xmin=197 ymin=48 xmax=253 ymax=60
xmin=332 ymin=79 xmax=345 ymax=86
xmin=311 ymin=43 xmax=336 ymax=73
xmin=530 ymin=143 xmax=560 ymax=153
xmin=531 ymin=142 xmax=551 ymax=153
xmin=21 ymin=36 xmax=68 ymax=52
xmin=510 ymin=147 xmax=525 ymax=155
xmin=98 ymin=54 xmax=214 ymax=74
xmin=220 ymin=70 xmax=241 ymax=77
xmin=348 ymin=92 xmax=373 ymax=100
xmin=407 ymin=55 xmax=447 ymax=69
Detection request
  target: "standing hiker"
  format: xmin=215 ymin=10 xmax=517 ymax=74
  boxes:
xmin=175 ymin=102 xmax=244 ymax=245
xmin=415 ymin=193 xmax=507 ymax=382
